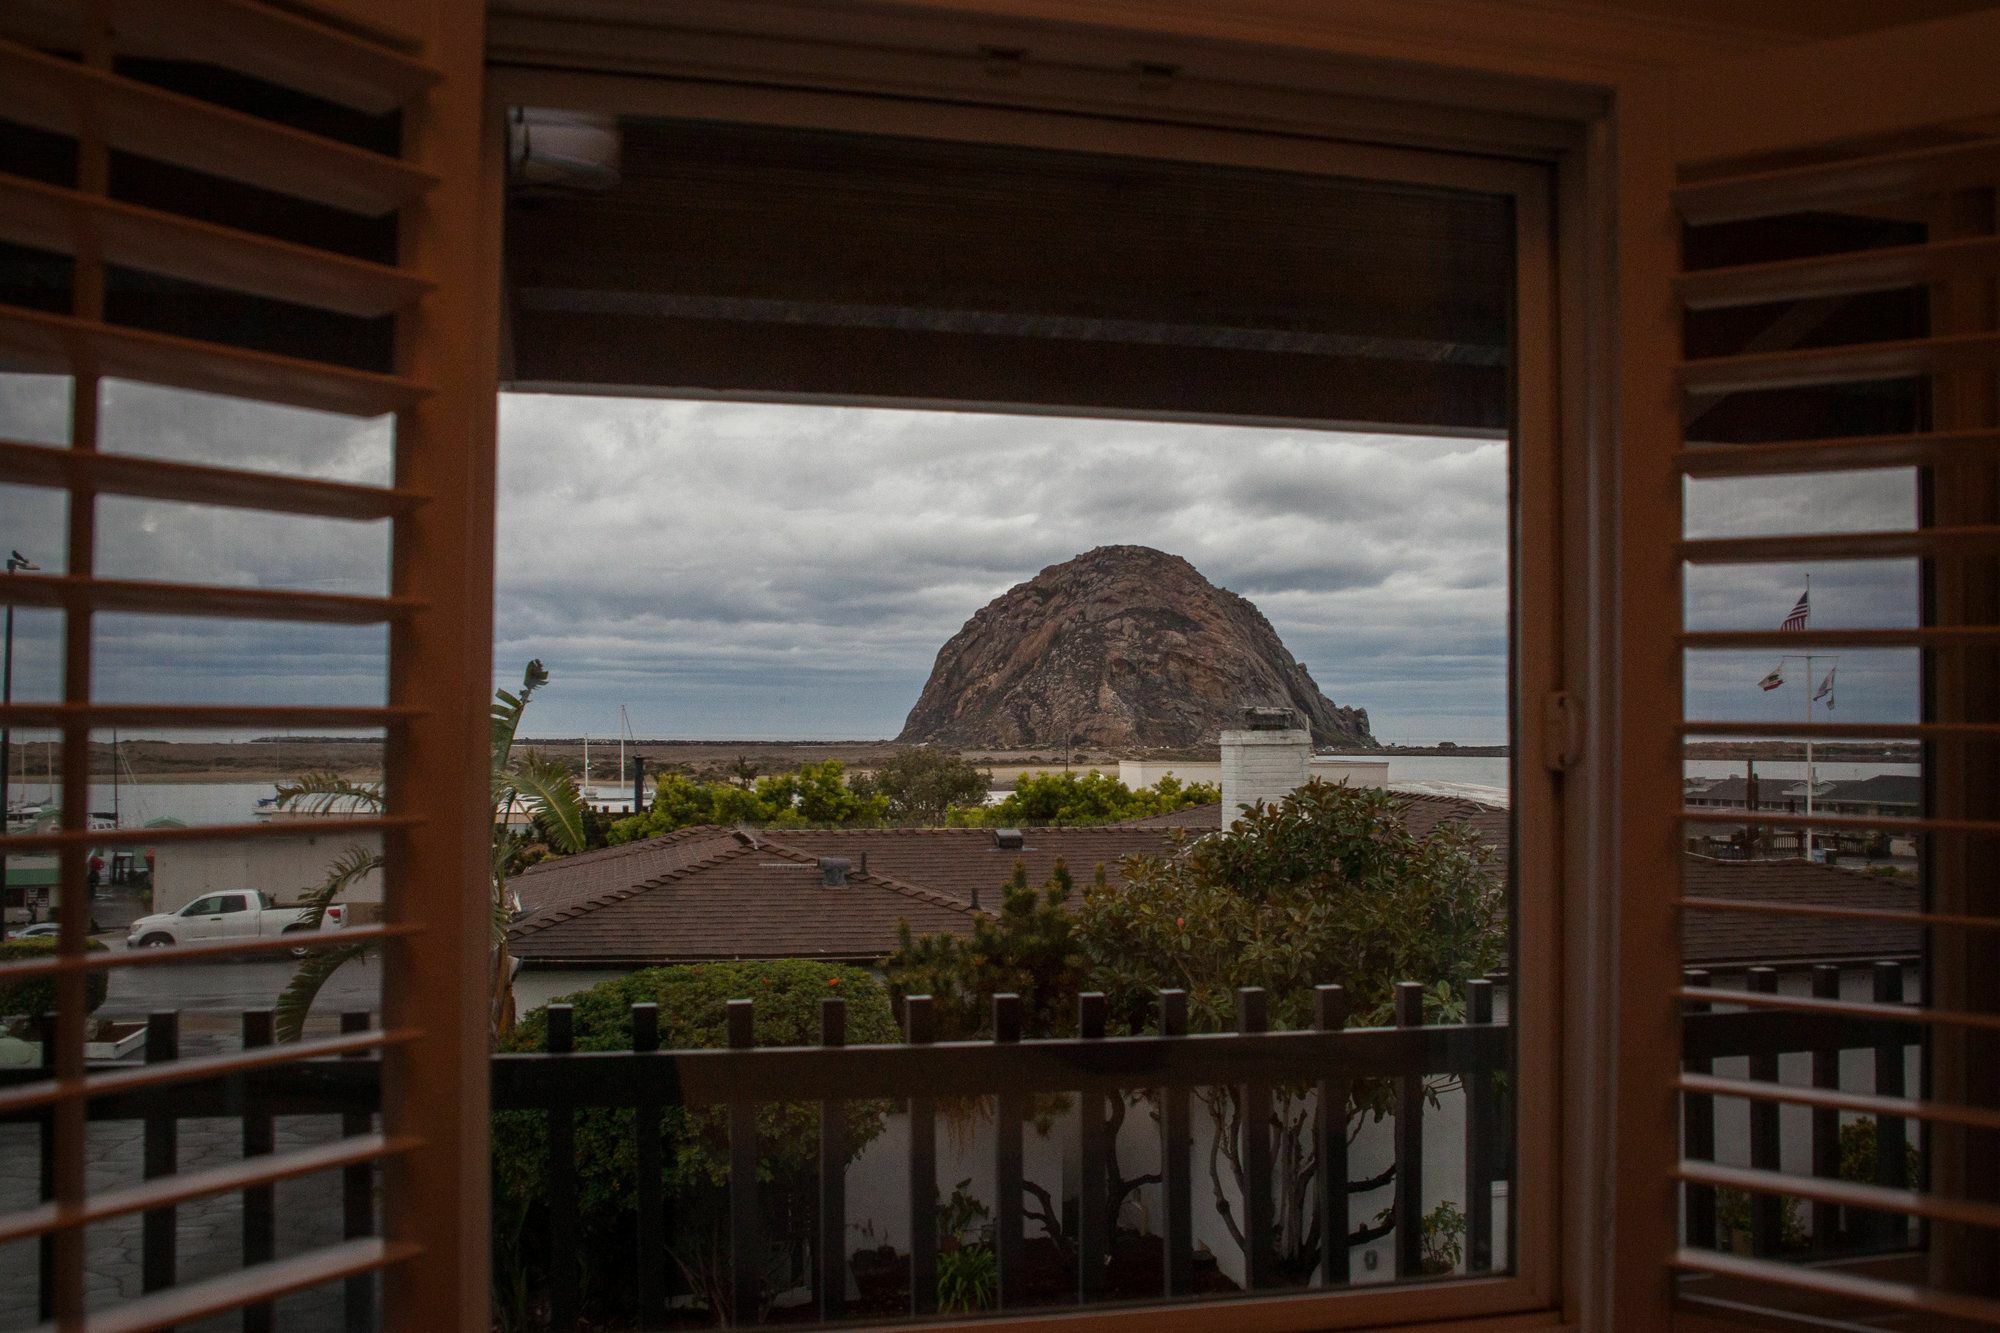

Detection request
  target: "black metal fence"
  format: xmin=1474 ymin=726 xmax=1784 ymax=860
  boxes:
xmin=1680 ymin=961 xmax=1922 ymax=1257
xmin=497 ymin=980 xmax=1510 ymax=1326
xmin=1 ymin=980 xmax=1510 ymax=1328
xmin=0 ymin=963 xmax=1920 ymax=1329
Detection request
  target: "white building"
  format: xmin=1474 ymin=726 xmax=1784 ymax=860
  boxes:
xmin=151 ymin=822 xmax=384 ymax=920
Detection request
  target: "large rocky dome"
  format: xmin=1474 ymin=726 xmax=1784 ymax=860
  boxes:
xmin=897 ymin=546 xmax=1374 ymax=750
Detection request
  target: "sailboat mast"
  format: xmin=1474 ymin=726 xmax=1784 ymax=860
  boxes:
xmin=618 ymin=704 xmax=629 ymax=791
xmin=1801 ymin=573 xmax=1813 ymax=857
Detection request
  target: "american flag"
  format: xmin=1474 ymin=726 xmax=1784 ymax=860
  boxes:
xmin=1780 ymin=588 xmax=1810 ymax=632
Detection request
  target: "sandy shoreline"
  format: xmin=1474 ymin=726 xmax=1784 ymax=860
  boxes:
xmin=26 ymin=738 xmax=1535 ymax=788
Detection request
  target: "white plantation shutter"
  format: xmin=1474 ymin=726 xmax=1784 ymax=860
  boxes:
xmin=0 ymin=0 xmax=497 ymax=1325
xmin=1615 ymin=12 xmax=2000 ymax=1326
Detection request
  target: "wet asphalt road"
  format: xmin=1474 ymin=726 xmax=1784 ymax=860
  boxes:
xmin=95 ymin=948 xmax=381 ymax=1018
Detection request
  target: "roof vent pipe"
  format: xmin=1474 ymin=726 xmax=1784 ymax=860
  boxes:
xmin=856 ymin=852 xmax=868 ymax=877
xmin=819 ymin=857 xmax=852 ymax=887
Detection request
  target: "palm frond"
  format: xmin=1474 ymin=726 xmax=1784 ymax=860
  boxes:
xmin=275 ymin=941 xmax=372 ymax=1042
xmin=273 ymin=772 xmax=385 ymax=816
xmin=507 ymin=750 xmax=588 ymax=855
xmin=490 ymin=659 xmax=548 ymax=775
xmin=295 ymin=846 xmax=382 ymax=929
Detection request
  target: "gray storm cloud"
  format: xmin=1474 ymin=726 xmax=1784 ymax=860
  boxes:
xmin=0 ymin=377 xmax=1921 ymax=743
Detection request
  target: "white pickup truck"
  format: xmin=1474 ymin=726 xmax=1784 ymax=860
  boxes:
xmin=126 ymin=890 xmax=346 ymax=954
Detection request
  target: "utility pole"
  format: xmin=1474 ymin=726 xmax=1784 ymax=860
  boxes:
xmin=2 ymin=549 xmax=42 ymax=942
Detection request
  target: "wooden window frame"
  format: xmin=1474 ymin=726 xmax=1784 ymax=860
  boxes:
xmin=487 ymin=56 xmax=1573 ymax=1331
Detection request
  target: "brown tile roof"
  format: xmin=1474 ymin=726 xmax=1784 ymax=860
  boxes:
xmin=1115 ymin=792 xmax=1513 ymax=855
xmin=1390 ymin=792 xmax=1511 ymax=861
xmin=511 ymin=835 xmax=986 ymax=965
xmin=758 ymin=826 xmax=1181 ymax=907
xmin=510 ymin=791 xmax=1912 ymax=970
xmin=1681 ymin=858 xmax=1919 ymax=966
xmin=511 ymin=825 xmax=744 ymax=931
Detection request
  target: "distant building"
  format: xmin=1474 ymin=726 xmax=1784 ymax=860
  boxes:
xmin=151 ymin=824 xmax=383 ymax=920
xmin=509 ymin=789 xmax=1907 ymax=1013
xmin=1116 ymin=758 xmax=1223 ymax=789
xmin=1682 ymin=772 xmax=1919 ymax=858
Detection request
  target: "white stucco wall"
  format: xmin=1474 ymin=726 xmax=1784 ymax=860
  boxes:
xmin=1116 ymin=760 xmax=1223 ymax=789
xmin=1698 ymin=961 xmax=1921 ymax=1242
xmin=834 ymin=1075 xmax=1502 ymax=1291
xmin=1307 ymin=757 xmax=1391 ymax=788
xmin=152 ymin=827 xmax=383 ymax=918
xmin=1220 ymin=730 xmax=1311 ymax=821
xmin=513 ymin=967 xmax=632 ymax=1014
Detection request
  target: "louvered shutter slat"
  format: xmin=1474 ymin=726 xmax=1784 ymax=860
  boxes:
xmin=0 ymin=439 xmax=424 ymax=520
xmin=0 ymin=39 xmax=436 ymax=215
xmin=0 ymin=0 xmax=490 ymax=1321
xmin=1677 ymin=429 xmax=2000 ymax=477
xmin=0 ymin=174 xmax=434 ymax=317
xmin=0 ymin=816 xmax=417 ymax=854
xmin=1673 ymin=134 xmax=2000 ymax=225
xmin=1678 ymin=233 xmax=2000 ymax=309
xmin=0 ymin=306 xmax=429 ymax=416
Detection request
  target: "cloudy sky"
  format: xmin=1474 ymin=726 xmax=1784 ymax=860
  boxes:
xmin=0 ymin=374 xmax=1919 ymax=747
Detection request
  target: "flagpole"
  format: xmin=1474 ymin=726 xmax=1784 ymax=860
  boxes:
xmin=1803 ymin=574 xmax=1813 ymax=857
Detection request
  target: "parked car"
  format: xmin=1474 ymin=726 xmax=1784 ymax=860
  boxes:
xmin=11 ymin=923 xmax=60 ymax=939
xmin=125 ymin=890 xmax=346 ymax=956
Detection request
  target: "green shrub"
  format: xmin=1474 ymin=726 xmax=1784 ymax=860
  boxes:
xmin=1716 ymin=1187 xmax=1807 ymax=1250
xmin=937 ymin=1243 xmax=996 ymax=1313
xmin=492 ymin=960 xmax=900 ymax=1323
xmin=1419 ymin=1200 xmax=1467 ymax=1274
xmin=0 ymin=937 xmax=110 ymax=1021
xmin=1839 ymin=1116 xmax=1920 ymax=1186
xmin=949 ymin=770 xmax=1218 ymax=828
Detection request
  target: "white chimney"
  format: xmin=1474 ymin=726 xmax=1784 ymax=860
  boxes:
xmin=1220 ymin=707 xmax=1310 ymax=821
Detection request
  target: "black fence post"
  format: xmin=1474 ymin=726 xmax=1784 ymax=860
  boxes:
xmin=339 ymin=1011 xmax=374 ymax=1333
xmin=142 ymin=1010 xmax=179 ymax=1296
xmin=817 ymin=997 xmax=846 ymax=1324
xmin=1315 ymin=984 xmax=1349 ymax=1286
xmin=1747 ymin=968 xmax=1782 ymax=1256
xmin=242 ymin=1009 xmax=276 ymax=1333
xmin=1464 ymin=977 xmax=1496 ymax=1273
xmin=1158 ymin=989 xmax=1193 ymax=1298
xmin=904 ymin=995 xmax=937 ymax=1317
xmin=1682 ymin=971 xmax=1717 ymax=1249
xmin=1872 ymin=961 xmax=1909 ymax=1247
xmin=1077 ymin=992 xmax=1110 ymax=1302
xmin=546 ymin=1004 xmax=580 ymax=1331
xmin=37 ymin=1012 xmax=52 ymax=1323
xmin=1393 ymin=982 xmax=1425 ymax=1279
xmin=632 ymin=1003 xmax=666 ymax=1332
xmin=1809 ymin=966 xmax=1841 ymax=1251
xmin=991 ymin=993 xmax=1024 ymax=1311
xmin=1237 ymin=986 xmax=1273 ymax=1290
xmin=726 ymin=999 xmax=758 ymax=1326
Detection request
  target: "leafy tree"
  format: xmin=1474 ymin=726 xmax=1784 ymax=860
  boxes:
xmin=882 ymin=858 xmax=1092 ymax=1040
xmin=492 ymin=961 xmax=899 ymax=1324
xmin=850 ymin=748 xmax=992 ymax=825
xmin=1076 ymin=779 xmax=1504 ymax=1277
xmin=948 ymin=770 xmax=1219 ymax=827
xmin=606 ymin=760 xmax=888 ymax=843
xmin=883 ymin=858 xmax=1155 ymax=1253
xmin=757 ymin=759 xmax=889 ymax=827
xmin=0 ymin=937 xmax=109 ymax=1022
xmin=272 ymin=661 xmax=587 ymax=1039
